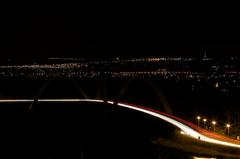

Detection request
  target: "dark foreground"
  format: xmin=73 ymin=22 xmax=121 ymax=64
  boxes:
xmin=0 ymin=101 xmax=196 ymax=159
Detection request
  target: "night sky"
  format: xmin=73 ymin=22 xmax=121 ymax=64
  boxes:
xmin=1 ymin=1 xmax=240 ymax=59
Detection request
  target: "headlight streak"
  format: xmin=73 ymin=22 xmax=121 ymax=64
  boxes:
xmin=0 ymin=99 xmax=33 ymax=103
xmin=38 ymin=99 xmax=104 ymax=103
xmin=0 ymin=99 xmax=104 ymax=103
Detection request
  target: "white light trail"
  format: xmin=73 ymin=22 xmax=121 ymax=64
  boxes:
xmin=0 ymin=99 xmax=33 ymax=103
xmin=111 ymin=102 xmax=240 ymax=149
xmin=38 ymin=99 xmax=104 ymax=103
xmin=0 ymin=99 xmax=104 ymax=103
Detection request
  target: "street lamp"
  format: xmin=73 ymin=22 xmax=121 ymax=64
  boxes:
xmin=212 ymin=121 xmax=216 ymax=132
xmin=197 ymin=116 xmax=201 ymax=128
xmin=226 ymin=124 xmax=231 ymax=136
xmin=203 ymin=118 xmax=207 ymax=128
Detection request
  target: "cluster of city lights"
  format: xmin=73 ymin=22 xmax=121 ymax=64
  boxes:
xmin=1 ymin=57 xmax=240 ymax=87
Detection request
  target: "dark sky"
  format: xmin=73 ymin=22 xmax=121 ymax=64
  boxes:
xmin=1 ymin=1 xmax=240 ymax=59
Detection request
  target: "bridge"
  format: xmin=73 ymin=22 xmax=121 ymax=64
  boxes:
xmin=0 ymin=99 xmax=240 ymax=158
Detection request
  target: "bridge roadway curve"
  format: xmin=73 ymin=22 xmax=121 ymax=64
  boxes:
xmin=1 ymin=98 xmax=240 ymax=158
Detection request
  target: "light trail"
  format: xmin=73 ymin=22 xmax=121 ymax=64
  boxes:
xmin=0 ymin=99 xmax=33 ymax=103
xmin=38 ymin=99 xmax=104 ymax=103
xmin=109 ymin=101 xmax=240 ymax=149
xmin=0 ymin=99 xmax=104 ymax=103
xmin=0 ymin=98 xmax=240 ymax=149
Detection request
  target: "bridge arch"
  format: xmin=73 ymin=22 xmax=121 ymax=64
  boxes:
xmin=29 ymin=80 xmax=173 ymax=114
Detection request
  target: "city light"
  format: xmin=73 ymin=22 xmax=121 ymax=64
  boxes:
xmin=212 ymin=121 xmax=216 ymax=125
xmin=212 ymin=121 xmax=216 ymax=132
xmin=203 ymin=118 xmax=207 ymax=128
xmin=197 ymin=116 xmax=201 ymax=128
xmin=226 ymin=124 xmax=231 ymax=136
xmin=0 ymin=56 xmax=240 ymax=86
